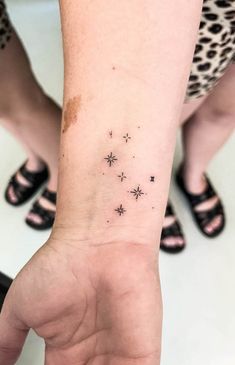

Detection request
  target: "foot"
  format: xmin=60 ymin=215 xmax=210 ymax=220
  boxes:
xmin=160 ymin=203 xmax=185 ymax=253
xmin=26 ymin=184 xmax=57 ymax=230
xmin=181 ymin=164 xmax=223 ymax=235
xmin=5 ymin=158 xmax=48 ymax=205
xmin=0 ymin=238 xmax=162 ymax=365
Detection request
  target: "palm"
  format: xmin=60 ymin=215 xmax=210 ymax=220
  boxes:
xmin=0 ymin=241 xmax=162 ymax=365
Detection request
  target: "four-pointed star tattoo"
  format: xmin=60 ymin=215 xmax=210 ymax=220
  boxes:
xmin=123 ymin=133 xmax=131 ymax=143
xmin=130 ymin=186 xmax=145 ymax=200
xmin=105 ymin=132 xmax=155 ymax=219
xmin=104 ymin=152 xmax=118 ymax=167
xmin=118 ymin=172 xmax=127 ymax=182
xmin=115 ymin=204 xmax=126 ymax=216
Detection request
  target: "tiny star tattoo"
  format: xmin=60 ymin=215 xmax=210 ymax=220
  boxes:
xmin=123 ymin=133 xmax=131 ymax=143
xmin=150 ymin=176 xmax=155 ymax=182
xmin=115 ymin=204 xmax=126 ymax=216
xmin=118 ymin=172 xmax=127 ymax=182
xmin=130 ymin=186 xmax=145 ymax=200
xmin=104 ymin=152 xmax=118 ymax=167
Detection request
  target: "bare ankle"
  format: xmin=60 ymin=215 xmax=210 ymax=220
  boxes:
xmin=181 ymin=162 xmax=206 ymax=193
xmin=26 ymin=156 xmax=45 ymax=172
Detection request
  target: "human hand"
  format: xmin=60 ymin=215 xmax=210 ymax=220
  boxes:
xmin=0 ymin=238 xmax=162 ymax=365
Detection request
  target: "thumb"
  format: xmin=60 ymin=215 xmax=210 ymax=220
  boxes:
xmin=0 ymin=292 xmax=29 ymax=365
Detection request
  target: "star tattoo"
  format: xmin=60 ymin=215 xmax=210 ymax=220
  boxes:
xmin=118 ymin=172 xmax=127 ymax=182
xmin=123 ymin=133 xmax=131 ymax=143
xmin=115 ymin=204 xmax=126 ymax=216
xmin=104 ymin=152 xmax=118 ymax=167
xmin=130 ymin=186 xmax=145 ymax=200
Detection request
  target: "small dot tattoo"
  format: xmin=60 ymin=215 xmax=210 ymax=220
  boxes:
xmin=150 ymin=176 xmax=155 ymax=182
xmin=130 ymin=186 xmax=145 ymax=200
xmin=115 ymin=204 xmax=126 ymax=216
xmin=109 ymin=130 xmax=113 ymax=138
xmin=104 ymin=152 xmax=118 ymax=167
xmin=118 ymin=172 xmax=127 ymax=182
xmin=123 ymin=133 xmax=131 ymax=143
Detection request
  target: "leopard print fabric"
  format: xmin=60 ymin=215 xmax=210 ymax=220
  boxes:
xmin=186 ymin=0 xmax=235 ymax=101
xmin=0 ymin=0 xmax=12 ymax=50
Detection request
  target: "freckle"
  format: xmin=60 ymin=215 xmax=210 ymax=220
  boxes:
xmin=112 ymin=66 xmax=116 ymax=70
xmin=102 ymin=173 xmax=105 ymax=175
xmin=152 ymin=207 xmax=155 ymax=209
xmin=107 ymin=220 xmax=110 ymax=223
xmin=132 ymin=156 xmax=135 ymax=159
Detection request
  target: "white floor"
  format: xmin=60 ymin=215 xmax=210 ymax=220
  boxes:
xmin=0 ymin=1 xmax=235 ymax=364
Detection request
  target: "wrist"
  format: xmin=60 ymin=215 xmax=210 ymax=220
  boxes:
xmin=51 ymin=218 xmax=161 ymax=249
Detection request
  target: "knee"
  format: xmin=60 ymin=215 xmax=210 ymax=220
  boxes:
xmin=198 ymin=104 xmax=235 ymax=129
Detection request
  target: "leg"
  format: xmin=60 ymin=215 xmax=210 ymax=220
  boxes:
xmin=180 ymin=64 xmax=235 ymax=234
xmin=0 ymin=15 xmax=61 ymax=218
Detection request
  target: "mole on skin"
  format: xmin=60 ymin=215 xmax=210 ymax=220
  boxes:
xmin=62 ymin=96 xmax=81 ymax=133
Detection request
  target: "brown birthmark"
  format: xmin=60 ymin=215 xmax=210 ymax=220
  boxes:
xmin=62 ymin=96 xmax=81 ymax=133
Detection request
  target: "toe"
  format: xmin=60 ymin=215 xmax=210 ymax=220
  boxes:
xmin=212 ymin=215 xmax=222 ymax=230
xmin=162 ymin=237 xmax=184 ymax=247
xmin=26 ymin=213 xmax=43 ymax=225
xmin=7 ymin=186 xmax=18 ymax=203
xmin=204 ymin=215 xmax=223 ymax=234
xmin=204 ymin=223 xmax=214 ymax=234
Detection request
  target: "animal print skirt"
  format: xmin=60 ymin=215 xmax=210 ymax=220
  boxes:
xmin=1 ymin=0 xmax=235 ymax=102
xmin=186 ymin=0 xmax=235 ymax=101
xmin=0 ymin=0 xmax=12 ymax=50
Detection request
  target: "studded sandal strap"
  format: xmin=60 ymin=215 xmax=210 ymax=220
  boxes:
xmin=31 ymin=201 xmax=56 ymax=221
xmin=42 ymin=189 xmax=57 ymax=205
xmin=187 ymin=177 xmax=217 ymax=208
xmin=165 ymin=203 xmax=175 ymax=217
xmin=195 ymin=201 xmax=224 ymax=227
xmin=177 ymin=170 xmax=217 ymax=209
xmin=161 ymin=221 xmax=183 ymax=240
xmin=9 ymin=174 xmax=34 ymax=198
xmin=19 ymin=162 xmax=48 ymax=186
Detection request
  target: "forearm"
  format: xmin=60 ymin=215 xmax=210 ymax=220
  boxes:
xmin=54 ymin=0 xmax=203 ymax=246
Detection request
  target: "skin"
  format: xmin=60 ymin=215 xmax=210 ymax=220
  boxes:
xmin=0 ymin=0 xmax=205 ymax=364
xmin=63 ymin=96 xmax=82 ymax=133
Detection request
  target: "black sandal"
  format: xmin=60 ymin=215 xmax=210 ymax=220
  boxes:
xmin=5 ymin=161 xmax=48 ymax=206
xmin=25 ymin=188 xmax=56 ymax=231
xmin=176 ymin=168 xmax=225 ymax=238
xmin=160 ymin=203 xmax=186 ymax=254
